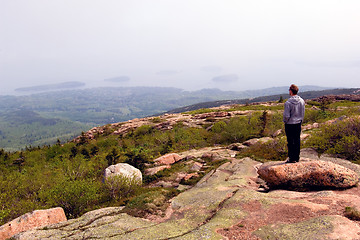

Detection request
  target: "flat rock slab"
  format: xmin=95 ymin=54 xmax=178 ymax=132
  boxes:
xmin=253 ymin=215 xmax=360 ymax=240
xmin=13 ymin=158 xmax=259 ymax=240
xmin=257 ymin=160 xmax=359 ymax=189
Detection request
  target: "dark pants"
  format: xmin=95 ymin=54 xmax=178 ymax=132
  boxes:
xmin=285 ymin=123 xmax=302 ymax=162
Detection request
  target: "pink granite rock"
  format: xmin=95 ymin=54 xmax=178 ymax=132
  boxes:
xmin=144 ymin=165 xmax=171 ymax=175
xmin=0 ymin=207 xmax=66 ymax=240
xmin=154 ymin=153 xmax=182 ymax=165
xmin=257 ymin=160 xmax=359 ymax=189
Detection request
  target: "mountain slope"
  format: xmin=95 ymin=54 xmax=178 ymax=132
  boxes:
xmin=166 ymin=88 xmax=360 ymax=114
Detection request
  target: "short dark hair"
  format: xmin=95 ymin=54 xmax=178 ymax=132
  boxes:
xmin=289 ymin=84 xmax=299 ymax=95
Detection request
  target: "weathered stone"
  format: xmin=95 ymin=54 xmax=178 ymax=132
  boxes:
xmin=0 ymin=207 xmax=66 ymax=240
xmin=243 ymin=137 xmax=273 ymax=146
xmin=257 ymin=160 xmax=359 ymax=189
xmin=300 ymin=148 xmax=320 ymax=159
xmin=190 ymin=162 xmax=203 ymax=172
xmin=193 ymin=111 xmax=231 ymax=119
xmin=272 ymin=129 xmax=282 ymax=137
xmin=175 ymin=172 xmax=188 ymax=183
xmin=153 ymin=181 xmax=178 ymax=188
xmin=174 ymin=172 xmax=199 ymax=183
xmin=104 ymin=163 xmax=142 ymax=183
xmin=153 ymin=153 xmax=182 ymax=165
xmin=184 ymin=155 xmax=196 ymax=161
xmin=228 ymin=143 xmax=248 ymax=151
xmin=144 ymin=165 xmax=171 ymax=176
xmin=184 ymin=173 xmax=199 ymax=181
xmin=300 ymin=133 xmax=310 ymax=140
xmin=201 ymin=152 xmax=221 ymax=161
xmin=303 ymin=122 xmax=320 ymax=131
xmin=177 ymin=184 xmax=192 ymax=191
xmin=253 ymin=215 xmax=360 ymax=240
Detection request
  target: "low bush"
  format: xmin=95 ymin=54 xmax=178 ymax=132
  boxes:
xmin=238 ymin=138 xmax=288 ymax=162
xmin=39 ymin=178 xmax=102 ymax=219
xmin=305 ymin=118 xmax=360 ymax=161
xmin=104 ymin=174 xmax=141 ymax=201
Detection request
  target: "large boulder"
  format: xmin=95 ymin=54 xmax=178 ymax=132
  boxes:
xmin=104 ymin=163 xmax=142 ymax=184
xmin=0 ymin=207 xmax=66 ymax=240
xmin=257 ymin=160 xmax=359 ymax=189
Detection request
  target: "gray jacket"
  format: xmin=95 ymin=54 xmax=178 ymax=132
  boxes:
xmin=283 ymin=95 xmax=305 ymax=124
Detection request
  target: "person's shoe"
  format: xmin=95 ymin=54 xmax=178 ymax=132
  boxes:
xmin=285 ymin=159 xmax=297 ymax=163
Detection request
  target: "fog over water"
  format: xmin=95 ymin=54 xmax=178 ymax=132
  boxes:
xmin=1 ymin=0 xmax=360 ymax=95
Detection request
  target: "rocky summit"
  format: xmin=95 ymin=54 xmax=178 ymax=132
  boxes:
xmin=11 ymin=148 xmax=360 ymax=240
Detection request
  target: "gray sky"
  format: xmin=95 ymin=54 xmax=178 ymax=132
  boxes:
xmin=1 ymin=0 xmax=360 ymax=95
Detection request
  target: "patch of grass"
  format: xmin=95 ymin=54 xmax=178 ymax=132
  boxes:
xmin=149 ymin=117 xmax=164 ymax=123
xmin=104 ymin=174 xmax=141 ymax=201
xmin=124 ymin=187 xmax=179 ymax=217
xmin=185 ymin=108 xmax=220 ymax=115
xmin=237 ymin=138 xmax=288 ymax=162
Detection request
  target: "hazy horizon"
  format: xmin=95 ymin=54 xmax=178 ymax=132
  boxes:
xmin=1 ymin=0 xmax=360 ymax=95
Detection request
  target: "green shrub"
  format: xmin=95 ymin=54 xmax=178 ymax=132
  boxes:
xmin=149 ymin=117 xmax=163 ymax=123
xmin=104 ymin=174 xmax=141 ymax=201
xmin=0 ymin=209 xmax=10 ymax=224
xmin=125 ymin=147 xmax=151 ymax=171
xmin=305 ymin=118 xmax=360 ymax=161
xmin=266 ymin=111 xmax=284 ymax=136
xmin=216 ymin=115 xmax=261 ymax=143
xmin=238 ymin=138 xmax=288 ymax=162
xmin=133 ymin=125 xmax=153 ymax=137
xmin=186 ymin=108 xmax=217 ymax=115
xmin=173 ymin=127 xmax=210 ymax=150
xmin=39 ymin=179 xmax=102 ymax=218
xmin=125 ymin=188 xmax=179 ymax=217
xmin=106 ymin=148 xmax=120 ymax=166
xmin=331 ymin=135 xmax=360 ymax=161
xmin=96 ymin=136 xmax=119 ymax=148
xmin=303 ymin=109 xmax=334 ymax=124
xmin=211 ymin=121 xmax=227 ymax=133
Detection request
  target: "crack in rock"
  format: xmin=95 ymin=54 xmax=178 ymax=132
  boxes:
xmin=166 ymin=188 xmax=240 ymax=240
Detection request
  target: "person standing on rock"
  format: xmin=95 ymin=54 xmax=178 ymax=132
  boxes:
xmin=283 ymin=84 xmax=305 ymax=163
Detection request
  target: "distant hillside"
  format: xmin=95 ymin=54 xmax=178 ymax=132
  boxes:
xmin=0 ymin=110 xmax=90 ymax=151
xmin=166 ymin=88 xmax=360 ymax=114
xmin=15 ymin=81 xmax=85 ymax=92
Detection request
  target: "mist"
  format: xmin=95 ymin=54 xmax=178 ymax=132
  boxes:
xmin=1 ymin=0 xmax=360 ymax=95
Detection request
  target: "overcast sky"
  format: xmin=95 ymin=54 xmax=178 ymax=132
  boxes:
xmin=1 ymin=0 xmax=360 ymax=95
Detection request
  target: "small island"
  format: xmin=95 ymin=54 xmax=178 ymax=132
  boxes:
xmin=15 ymin=81 xmax=86 ymax=92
